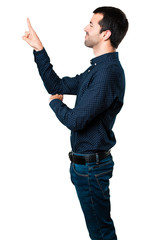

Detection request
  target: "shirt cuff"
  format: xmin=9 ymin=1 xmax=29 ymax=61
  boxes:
xmin=49 ymin=99 xmax=62 ymax=113
xmin=33 ymin=47 xmax=48 ymax=62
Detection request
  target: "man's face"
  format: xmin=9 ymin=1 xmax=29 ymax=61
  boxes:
xmin=84 ymin=13 xmax=103 ymax=48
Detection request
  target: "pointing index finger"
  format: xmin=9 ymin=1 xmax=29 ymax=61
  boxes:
xmin=27 ymin=18 xmax=33 ymax=31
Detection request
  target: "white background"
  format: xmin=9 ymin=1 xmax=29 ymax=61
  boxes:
xmin=0 ymin=0 xmax=158 ymax=239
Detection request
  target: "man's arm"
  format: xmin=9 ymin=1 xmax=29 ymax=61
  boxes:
xmin=49 ymin=68 xmax=122 ymax=131
xmin=33 ymin=48 xmax=81 ymax=95
xmin=22 ymin=18 xmax=81 ymax=95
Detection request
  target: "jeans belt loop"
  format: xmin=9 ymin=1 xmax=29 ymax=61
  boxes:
xmin=96 ymin=153 xmax=99 ymax=164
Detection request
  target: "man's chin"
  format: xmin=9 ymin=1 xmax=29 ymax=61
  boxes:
xmin=84 ymin=41 xmax=92 ymax=48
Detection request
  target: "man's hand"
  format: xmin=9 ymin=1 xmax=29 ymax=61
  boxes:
xmin=49 ymin=94 xmax=63 ymax=103
xmin=22 ymin=18 xmax=43 ymax=52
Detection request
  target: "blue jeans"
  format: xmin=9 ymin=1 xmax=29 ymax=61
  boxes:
xmin=70 ymin=153 xmax=117 ymax=240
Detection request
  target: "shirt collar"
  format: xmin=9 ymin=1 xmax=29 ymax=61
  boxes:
xmin=90 ymin=52 xmax=118 ymax=65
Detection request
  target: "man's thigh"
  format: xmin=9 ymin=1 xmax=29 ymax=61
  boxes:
xmin=70 ymin=155 xmax=117 ymax=240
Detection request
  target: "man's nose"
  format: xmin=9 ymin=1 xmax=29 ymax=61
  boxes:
xmin=84 ymin=25 xmax=89 ymax=32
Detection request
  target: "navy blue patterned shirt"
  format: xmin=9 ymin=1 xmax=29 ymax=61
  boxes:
xmin=33 ymin=48 xmax=125 ymax=154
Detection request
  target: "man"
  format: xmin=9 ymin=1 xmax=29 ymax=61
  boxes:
xmin=22 ymin=6 xmax=128 ymax=240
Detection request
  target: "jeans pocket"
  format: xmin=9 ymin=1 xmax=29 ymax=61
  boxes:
xmin=95 ymin=169 xmax=113 ymax=199
xmin=72 ymin=163 xmax=89 ymax=177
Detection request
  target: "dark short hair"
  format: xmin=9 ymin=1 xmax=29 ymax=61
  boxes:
xmin=93 ymin=6 xmax=129 ymax=48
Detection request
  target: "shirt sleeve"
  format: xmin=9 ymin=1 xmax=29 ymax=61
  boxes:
xmin=49 ymin=67 xmax=122 ymax=131
xmin=33 ymin=48 xmax=82 ymax=95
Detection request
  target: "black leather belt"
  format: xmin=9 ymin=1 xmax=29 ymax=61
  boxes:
xmin=68 ymin=150 xmax=111 ymax=165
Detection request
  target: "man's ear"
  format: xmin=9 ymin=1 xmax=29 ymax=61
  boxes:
xmin=102 ymin=30 xmax=111 ymax=41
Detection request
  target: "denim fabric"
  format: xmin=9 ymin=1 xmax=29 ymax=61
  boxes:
xmin=70 ymin=154 xmax=117 ymax=240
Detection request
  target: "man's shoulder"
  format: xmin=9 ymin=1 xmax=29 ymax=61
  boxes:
xmin=93 ymin=61 xmax=124 ymax=79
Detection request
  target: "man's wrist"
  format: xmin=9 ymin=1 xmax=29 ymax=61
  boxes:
xmin=34 ymin=45 xmax=44 ymax=52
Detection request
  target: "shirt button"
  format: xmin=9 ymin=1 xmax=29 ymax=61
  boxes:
xmin=88 ymin=70 xmax=90 ymax=72
xmin=94 ymin=63 xmax=97 ymax=65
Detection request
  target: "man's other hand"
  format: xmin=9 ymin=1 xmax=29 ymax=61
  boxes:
xmin=49 ymin=94 xmax=63 ymax=103
xmin=22 ymin=18 xmax=43 ymax=52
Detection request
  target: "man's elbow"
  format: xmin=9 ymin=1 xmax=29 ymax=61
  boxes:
xmin=67 ymin=119 xmax=87 ymax=131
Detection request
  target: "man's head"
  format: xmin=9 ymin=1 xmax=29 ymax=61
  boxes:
xmin=84 ymin=6 xmax=128 ymax=50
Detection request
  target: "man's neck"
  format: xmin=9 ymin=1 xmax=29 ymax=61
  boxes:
xmin=93 ymin=44 xmax=116 ymax=57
